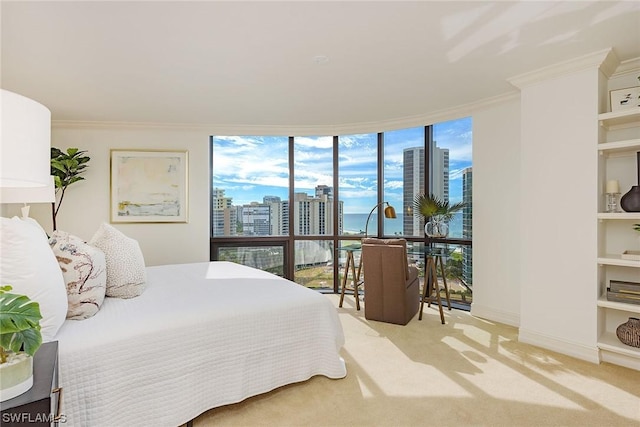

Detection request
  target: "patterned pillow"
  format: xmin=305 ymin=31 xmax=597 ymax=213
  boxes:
xmin=89 ymin=223 xmax=146 ymax=298
xmin=49 ymin=230 xmax=107 ymax=320
xmin=0 ymin=216 xmax=68 ymax=341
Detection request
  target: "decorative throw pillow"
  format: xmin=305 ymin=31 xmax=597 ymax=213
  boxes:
xmin=49 ymin=230 xmax=107 ymax=320
xmin=0 ymin=216 xmax=68 ymax=341
xmin=89 ymin=223 xmax=146 ymax=298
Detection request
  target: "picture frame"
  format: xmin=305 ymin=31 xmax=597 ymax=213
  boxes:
xmin=609 ymin=86 xmax=640 ymax=112
xmin=110 ymin=149 xmax=188 ymax=223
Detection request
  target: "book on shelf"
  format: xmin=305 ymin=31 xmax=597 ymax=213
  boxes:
xmin=607 ymin=290 xmax=640 ymax=305
xmin=609 ymin=280 xmax=640 ymax=294
xmin=621 ymin=250 xmax=640 ymax=261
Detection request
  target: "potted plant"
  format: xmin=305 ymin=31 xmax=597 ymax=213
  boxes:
xmin=0 ymin=285 xmax=43 ymax=402
xmin=413 ymin=193 xmax=466 ymax=238
xmin=51 ymin=147 xmax=90 ymax=231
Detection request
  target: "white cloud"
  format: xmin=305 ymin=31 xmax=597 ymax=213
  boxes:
xmin=294 ymin=136 xmax=333 ymax=149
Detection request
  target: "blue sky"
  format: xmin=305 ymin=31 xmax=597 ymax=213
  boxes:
xmin=212 ymin=117 xmax=472 ymax=214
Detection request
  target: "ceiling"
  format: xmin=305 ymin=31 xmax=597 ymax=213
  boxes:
xmin=2 ymin=1 xmax=640 ymax=131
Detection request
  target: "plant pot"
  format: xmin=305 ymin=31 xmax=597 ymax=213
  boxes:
xmin=425 ymin=216 xmax=449 ymax=238
xmin=0 ymin=352 xmax=34 ymax=402
xmin=616 ymin=317 xmax=640 ymax=348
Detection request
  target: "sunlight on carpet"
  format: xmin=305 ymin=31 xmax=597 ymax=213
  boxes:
xmin=192 ymin=294 xmax=640 ymax=427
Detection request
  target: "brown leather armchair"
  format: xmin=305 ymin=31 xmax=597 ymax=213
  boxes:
xmin=361 ymin=238 xmax=420 ymax=325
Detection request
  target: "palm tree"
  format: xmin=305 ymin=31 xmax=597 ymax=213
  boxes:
xmin=413 ymin=193 xmax=465 ymax=221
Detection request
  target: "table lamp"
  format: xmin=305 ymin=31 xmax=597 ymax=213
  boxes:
xmin=0 ymin=89 xmax=55 ymax=216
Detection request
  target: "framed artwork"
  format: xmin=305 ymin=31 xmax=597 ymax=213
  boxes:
xmin=110 ymin=150 xmax=188 ymax=223
xmin=609 ymin=86 xmax=640 ymax=112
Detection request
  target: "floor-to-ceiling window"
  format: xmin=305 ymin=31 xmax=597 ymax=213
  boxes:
xmin=432 ymin=117 xmax=473 ymax=306
xmin=292 ymin=136 xmax=335 ymax=290
xmin=337 ymin=133 xmax=378 ymax=293
xmin=210 ymin=117 xmax=472 ymax=306
xmin=210 ymin=135 xmax=290 ymax=276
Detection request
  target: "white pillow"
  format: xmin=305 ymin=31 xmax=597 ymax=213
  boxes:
xmin=0 ymin=216 xmax=68 ymax=342
xmin=89 ymin=223 xmax=146 ymax=298
xmin=49 ymin=230 xmax=107 ymax=320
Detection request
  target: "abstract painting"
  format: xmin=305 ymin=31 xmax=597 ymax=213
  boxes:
xmin=111 ymin=150 xmax=188 ymax=223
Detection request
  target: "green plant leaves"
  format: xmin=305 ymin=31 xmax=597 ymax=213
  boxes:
xmin=413 ymin=193 xmax=466 ymax=221
xmin=0 ymin=287 xmax=43 ymax=357
xmin=50 ymin=147 xmax=91 ymax=227
xmin=50 ymin=147 xmax=90 ymax=191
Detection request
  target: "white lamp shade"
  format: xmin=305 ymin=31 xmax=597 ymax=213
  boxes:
xmin=1 ymin=89 xmax=52 ymax=188
xmin=0 ymin=175 xmax=55 ymax=204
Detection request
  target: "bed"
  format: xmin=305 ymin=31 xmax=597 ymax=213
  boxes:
xmin=53 ymin=261 xmax=347 ymax=426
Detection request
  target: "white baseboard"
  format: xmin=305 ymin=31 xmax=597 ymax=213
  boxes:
xmin=600 ymin=349 xmax=640 ymax=371
xmin=518 ymin=328 xmax=600 ymax=364
xmin=470 ymin=303 xmax=520 ymax=327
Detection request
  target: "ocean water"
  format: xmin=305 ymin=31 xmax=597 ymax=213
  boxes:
xmin=343 ymin=212 xmax=464 ymax=237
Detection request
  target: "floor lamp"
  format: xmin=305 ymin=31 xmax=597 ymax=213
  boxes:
xmin=364 ymin=201 xmax=397 ymax=237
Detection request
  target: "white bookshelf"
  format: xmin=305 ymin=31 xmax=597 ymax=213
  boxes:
xmin=596 ymin=105 xmax=640 ymax=370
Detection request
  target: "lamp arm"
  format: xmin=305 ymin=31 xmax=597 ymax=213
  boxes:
xmin=364 ymin=202 xmax=388 ymax=237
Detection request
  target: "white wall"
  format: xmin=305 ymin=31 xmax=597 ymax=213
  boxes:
xmin=517 ymin=68 xmax=600 ymax=362
xmin=15 ymin=125 xmax=212 ymax=266
xmin=470 ymin=97 xmax=522 ymax=327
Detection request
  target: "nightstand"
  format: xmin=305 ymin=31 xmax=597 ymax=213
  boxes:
xmin=0 ymin=342 xmax=62 ymax=426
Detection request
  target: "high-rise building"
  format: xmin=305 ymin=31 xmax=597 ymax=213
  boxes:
xmin=269 ymin=198 xmax=289 ymax=236
xmin=462 ymin=167 xmax=473 ymax=284
xmin=432 ymin=144 xmax=449 ymax=202
xmin=315 ymin=185 xmax=332 ymax=198
xmin=242 ymin=202 xmax=271 ymax=235
xmin=402 ymin=143 xmax=449 ymax=236
xmin=403 ymin=147 xmax=424 ymax=236
xmin=211 ymin=187 xmax=236 ymax=236
xmin=293 ymin=186 xmax=342 ymax=235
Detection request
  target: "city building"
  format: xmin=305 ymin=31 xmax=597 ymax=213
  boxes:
xmin=402 ymin=143 xmax=449 ymax=236
xmin=211 ymin=187 xmax=236 ymax=236
xmin=462 ymin=167 xmax=473 ymax=285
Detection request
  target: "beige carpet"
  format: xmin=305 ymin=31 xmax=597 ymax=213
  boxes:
xmin=193 ymin=294 xmax=640 ymax=427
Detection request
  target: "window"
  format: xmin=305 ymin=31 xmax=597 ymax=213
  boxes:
xmin=293 ymin=136 xmax=335 ymax=236
xmin=210 ymin=135 xmax=289 ymax=237
xmin=383 ymin=126 xmax=425 ymax=237
xmin=338 ymin=133 xmax=378 ymax=236
xmin=433 ymin=117 xmax=472 ymax=239
xmin=210 ymin=117 xmax=472 ymax=305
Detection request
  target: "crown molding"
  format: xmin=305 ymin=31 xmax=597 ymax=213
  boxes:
xmin=612 ymin=56 xmax=640 ymax=78
xmin=508 ymin=48 xmax=618 ymax=89
xmin=52 ymin=91 xmax=519 ymax=136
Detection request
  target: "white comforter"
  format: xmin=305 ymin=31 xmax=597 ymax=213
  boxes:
xmin=54 ymin=261 xmax=346 ymax=426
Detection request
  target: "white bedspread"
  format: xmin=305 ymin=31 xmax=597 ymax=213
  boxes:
xmin=54 ymin=261 xmax=346 ymax=426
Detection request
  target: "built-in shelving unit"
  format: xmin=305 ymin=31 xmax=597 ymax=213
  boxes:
xmin=596 ymin=106 xmax=640 ymax=371
xmin=599 ymin=108 xmax=640 ymax=129
xmin=597 ymin=255 xmax=640 ymax=268
xmin=597 ymin=212 xmax=640 ymax=219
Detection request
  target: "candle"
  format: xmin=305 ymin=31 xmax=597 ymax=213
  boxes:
xmin=606 ymin=179 xmax=620 ymax=194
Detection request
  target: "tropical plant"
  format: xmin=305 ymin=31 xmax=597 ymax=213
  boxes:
xmin=0 ymin=286 xmax=42 ymax=364
xmin=51 ymin=147 xmax=90 ymax=230
xmin=413 ymin=193 xmax=466 ymax=221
